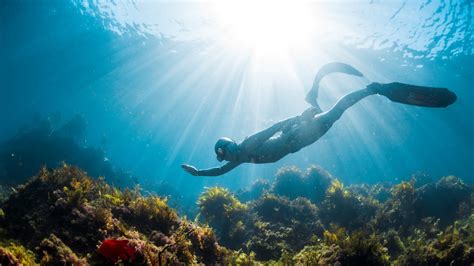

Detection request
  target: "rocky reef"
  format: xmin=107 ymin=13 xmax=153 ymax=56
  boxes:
xmin=197 ymin=166 xmax=473 ymax=265
xmin=0 ymin=164 xmax=472 ymax=265
xmin=0 ymin=164 xmax=224 ymax=265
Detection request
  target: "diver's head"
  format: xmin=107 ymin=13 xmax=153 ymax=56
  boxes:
xmin=214 ymin=137 xmax=239 ymax=162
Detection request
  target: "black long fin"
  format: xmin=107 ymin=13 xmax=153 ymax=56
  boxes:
xmin=379 ymin=82 xmax=457 ymax=107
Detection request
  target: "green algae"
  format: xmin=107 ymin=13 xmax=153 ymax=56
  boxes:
xmin=0 ymin=164 xmax=472 ymax=265
xmin=0 ymin=164 xmax=225 ymax=265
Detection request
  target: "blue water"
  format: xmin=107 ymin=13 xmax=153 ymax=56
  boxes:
xmin=1 ymin=0 xmax=473 ymax=210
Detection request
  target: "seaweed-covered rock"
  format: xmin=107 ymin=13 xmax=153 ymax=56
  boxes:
xmin=0 ymin=165 xmax=120 ymax=254
xmin=237 ymin=179 xmax=270 ymax=202
xmin=319 ymin=179 xmax=379 ymax=231
xmin=248 ymin=194 xmax=324 ymax=260
xmin=373 ymin=180 xmax=419 ymax=234
xmin=0 ymin=241 xmax=36 ymax=265
xmin=0 ymin=185 xmax=10 ymax=204
xmin=39 ymin=234 xmax=87 ymax=264
xmin=305 ymin=165 xmax=334 ymax=203
xmin=272 ymin=165 xmax=333 ymax=204
xmin=348 ymin=182 xmax=392 ymax=203
xmin=119 ymin=195 xmax=179 ymax=235
xmin=272 ymin=166 xmax=306 ymax=200
xmin=197 ymin=187 xmax=249 ymax=249
xmin=417 ymin=176 xmax=472 ymax=226
xmin=293 ymin=227 xmax=390 ymax=265
xmin=375 ymin=177 xmax=473 ymax=234
xmin=396 ymin=214 xmax=474 ymax=265
xmin=0 ymin=165 xmax=224 ymax=265
xmin=0 ymin=163 xmax=472 ymax=264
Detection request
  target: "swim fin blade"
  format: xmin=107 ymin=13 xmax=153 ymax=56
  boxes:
xmin=314 ymin=62 xmax=364 ymax=82
xmin=379 ymin=82 xmax=457 ymax=107
xmin=306 ymin=62 xmax=365 ymax=106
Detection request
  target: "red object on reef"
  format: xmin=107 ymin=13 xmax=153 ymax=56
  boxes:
xmin=99 ymin=239 xmax=136 ymax=263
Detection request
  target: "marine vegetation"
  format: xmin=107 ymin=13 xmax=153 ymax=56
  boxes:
xmin=271 ymin=165 xmax=333 ymax=204
xmin=293 ymin=227 xmax=390 ymax=265
xmin=319 ymin=179 xmax=380 ymax=231
xmin=197 ymin=187 xmax=248 ymax=249
xmin=236 ymin=179 xmax=270 ymax=202
xmin=0 ymin=163 xmax=472 ymax=265
xmin=196 ymin=164 xmax=473 ymax=264
xmin=247 ymin=194 xmax=324 ymax=260
xmin=0 ymin=164 xmax=226 ymax=264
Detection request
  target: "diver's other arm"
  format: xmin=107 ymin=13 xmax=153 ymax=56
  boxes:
xmin=181 ymin=162 xmax=241 ymax=176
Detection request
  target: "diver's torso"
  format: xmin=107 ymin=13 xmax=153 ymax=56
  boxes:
xmin=242 ymin=115 xmax=333 ymax=164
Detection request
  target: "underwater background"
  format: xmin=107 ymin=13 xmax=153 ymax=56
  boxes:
xmin=0 ymin=0 xmax=473 ymax=264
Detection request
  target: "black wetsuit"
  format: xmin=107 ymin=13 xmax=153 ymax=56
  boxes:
xmin=194 ymin=86 xmax=377 ymax=176
xmin=183 ymin=65 xmax=455 ymax=176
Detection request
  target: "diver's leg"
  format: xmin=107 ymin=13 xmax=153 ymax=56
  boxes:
xmin=320 ymin=86 xmax=377 ymax=124
xmin=321 ymin=81 xmax=456 ymax=125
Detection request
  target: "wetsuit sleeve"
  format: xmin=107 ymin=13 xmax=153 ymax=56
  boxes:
xmin=240 ymin=117 xmax=296 ymax=151
xmin=196 ymin=162 xmax=241 ymax=176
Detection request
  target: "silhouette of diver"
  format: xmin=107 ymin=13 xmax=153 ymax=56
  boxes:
xmin=182 ymin=62 xmax=457 ymax=176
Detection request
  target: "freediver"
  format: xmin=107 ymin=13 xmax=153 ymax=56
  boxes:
xmin=182 ymin=63 xmax=457 ymax=176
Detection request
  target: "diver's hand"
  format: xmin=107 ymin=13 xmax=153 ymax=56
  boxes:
xmin=181 ymin=164 xmax=199 ymax=176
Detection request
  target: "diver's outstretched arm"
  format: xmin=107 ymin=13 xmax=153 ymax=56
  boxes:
xmin=240 ymin=117 xmax=296 ymax=151
xmin=182 ymin=162 xmax=241 ymax=176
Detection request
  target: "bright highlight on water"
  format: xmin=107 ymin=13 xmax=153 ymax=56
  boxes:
xmin=213 ymin=0 xmax=314 ymax=56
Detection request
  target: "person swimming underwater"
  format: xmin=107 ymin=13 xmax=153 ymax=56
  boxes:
xmin=182 ymin=63 xmax=457 ymax=176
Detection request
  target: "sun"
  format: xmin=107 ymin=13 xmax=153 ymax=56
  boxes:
xmin=213 ymin=0 xmax=315 ymax=57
